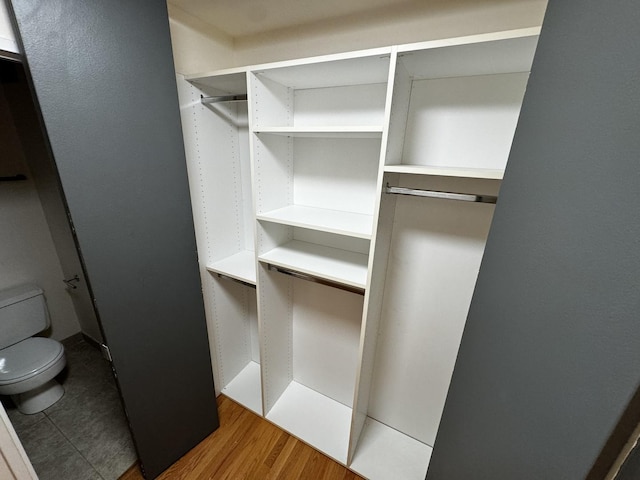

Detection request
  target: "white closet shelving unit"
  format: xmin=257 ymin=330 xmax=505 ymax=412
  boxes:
xmin=178 ymin=27 xmax=539 ymax=479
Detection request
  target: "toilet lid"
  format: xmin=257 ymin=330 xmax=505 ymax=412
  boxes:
xmin=0 ymin=337 xmax=64 ymax=385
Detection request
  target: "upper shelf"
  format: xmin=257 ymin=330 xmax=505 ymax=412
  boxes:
xmin=254 ymin=126 xmax=384 ymax=138
xmin=259 ymin=240 xmax=368 ymax=290
xmin=257 ymin=205 xmax=373 ymax=240
xmin=384 ymin=165 xmax=503 ymax=180
xmin=187 ymin=69 xmax=248 ymax=95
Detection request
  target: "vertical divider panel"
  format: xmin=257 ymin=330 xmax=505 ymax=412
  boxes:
xmin=257 ymin=260 xmax=293 ymax=414
xmin=249 ymin=70 xmax=295 ymax=415
xmin=348 ymin=49 xmax=398 ymax=463
xmin=250 ymin=72 xmax=294 ymax=217
xmin=384 ymin=59 xmax=413 ymax=167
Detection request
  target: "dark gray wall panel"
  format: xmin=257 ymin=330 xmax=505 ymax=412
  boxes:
xmin=427 ymin=1 xmax=640 ymax=479
xmin=9 ymin=1 xmax=218 ymax=477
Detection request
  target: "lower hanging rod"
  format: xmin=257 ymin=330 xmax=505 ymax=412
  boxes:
xmin=266 ymin=264 xmax=364 ymax=296
xmin=201 ymin=94 xmax=248 ymax=105
xmin=385 ymin=183 xmax=497 ymax=204
xmin=215 ymin=273 xmax=256 ymax=289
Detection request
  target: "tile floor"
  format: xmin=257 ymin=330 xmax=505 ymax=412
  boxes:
xmin=1 ymin=334 xmax=138 ymax=480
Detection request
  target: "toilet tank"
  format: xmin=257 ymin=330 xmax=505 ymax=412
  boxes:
xmin=0 ymin=285 xmax=49 ymax=350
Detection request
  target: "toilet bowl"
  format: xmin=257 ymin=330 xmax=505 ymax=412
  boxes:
xmin=0 ymin=285 xmax=66 ymax=414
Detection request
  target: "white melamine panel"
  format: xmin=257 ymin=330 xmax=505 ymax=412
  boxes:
xmin=180 ymin=80 xmax=253 ymax=264
xmin=254 ymin=52 xmax=390 ymax=90
xmin=188 ymin=69 xmax=248 ymax=94
xmin=401 ymin=72 xmax=529 ymax=171
xmin=258 ymin=205 xmax=373 ymax=239
xmin=368 ymin=175 xmax=498 ymax=446
xmin=293 ymin=229 xmax=370 ymax=256
xmin=253 ymin=133 xmax=292 ymax=215
xmin=350 ymin=418 xmax=432 ymax=480
xmin=398 ymin=32 xmax=538 ymax=79
xmin=253 ymin=126 xmax=383 ymax=138
xmin=292 ymin=279 xmax=363 ymax=407
xmin=207 ymin=250 xmax=256 ymax=285
xmin=254 ymin=135 xmax=380 ymax=226
xmin=266 ymin=381 xmax=352 ymax=464
xmin=259 ymin=240 xmax=368 ymax=289
xmin=222 ymin=361 xmax=263 ymax=415
xmin=210 ymin=279 xmax=258 ymax=388
xmin=293 ymin=137 xmax=380 ymax=215
xmin=293 ymin=83 xmax=387 ymax=127
xmin=384 ymin=164 xmax=504 ymax=179
xmin=258 ymin=263 xmax=293 ymax=413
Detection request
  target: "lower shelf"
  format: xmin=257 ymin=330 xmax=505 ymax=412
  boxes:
xmin=221 ymin=361 xmax=263 ymax=416
xmin=266 ymin=381 xmax=352 ymax=465
xmin=349 ymin=417 xmax=432 ymax=480
xmin=207 ymin=250 xmax=256 ymax=285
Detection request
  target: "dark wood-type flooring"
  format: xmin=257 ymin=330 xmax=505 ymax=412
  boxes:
xmin=120 ymin=395 xmax=364 ymax=479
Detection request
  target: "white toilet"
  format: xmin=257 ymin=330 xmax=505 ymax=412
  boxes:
xmin=0 ymin=285 xmax=66 ymax=414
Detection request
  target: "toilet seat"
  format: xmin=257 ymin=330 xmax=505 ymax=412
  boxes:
xmin=0 ymin=337 xmax=66 ymax=395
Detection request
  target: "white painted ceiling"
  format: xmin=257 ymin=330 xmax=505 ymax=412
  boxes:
xmin=168 ymin=0 xmax=415 ymax=37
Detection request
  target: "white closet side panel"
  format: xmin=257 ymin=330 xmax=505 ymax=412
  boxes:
xmin=237 ymin=110 xmax=255 ymax=252
xmin=402 ymin=72 xmax=529 ymax=170
xmin=294 ymin=137 xmax=381 ymax=216
xmin=176 ymin=75 xmax=223 ymax=394
xmin=178 ymin=82 xmax=248 ymax=264
xmin=292 ymin=279 xmax=363 ymax=407
xmin=249 ymin=73 xmax=293 ymax=129
xmin=369 ymin=175 xmax=499 ymax=446
xmin=253 ymin=133 xmax=293 ymax=215
xmin=258 ymin=262 xmax=293 ymax=413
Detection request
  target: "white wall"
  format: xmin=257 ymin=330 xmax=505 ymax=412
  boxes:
xmin=167 ymin=0 xmax=547 ymax=74
xmin=0 ymin=76 xmax=81 ymax=341
xmin=0 ymin=0 xmax=18 ymax=54
xmin=167 ymin=3 xmax=234 ymax=75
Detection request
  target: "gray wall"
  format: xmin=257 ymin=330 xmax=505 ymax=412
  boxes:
xmin=427 ymin=0 xmax=640 ymax=478
xmin=9 ymin=0 xmax=218 ymax=477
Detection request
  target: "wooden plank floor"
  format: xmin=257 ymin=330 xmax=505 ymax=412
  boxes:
xmin=120 ymin=395 xmax=364 ymax=480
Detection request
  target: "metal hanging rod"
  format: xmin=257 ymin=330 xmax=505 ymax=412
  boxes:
xmin=385 ymin=183 xmax=497 ymax=204
xmin=267 ymin=264 xmax=364 ymax=296
xmin=215 ymin=273 xmax=256 ymax=289
xmin=200 ymin=94 xmax=248 ymax=105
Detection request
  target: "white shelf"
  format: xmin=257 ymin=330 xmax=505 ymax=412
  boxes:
xmin=254 ymin=126 xmax=383 ymax=138
xmin=221 ymin=361 xmax=263 ymax=415
xmin=259 ymin=240 xmax=368 ymax=290
xmin=384 ymin=164 xmax=504 ymax=180
xmin=350 ymin=417 xmax=432 ymax=480
xmin=266 ymin=381 xmax=351 ymax=465
xmin=206 ymin=250 xmax=256 ymax=285
xmin=257 ymin=205 xmax=373 ymax=239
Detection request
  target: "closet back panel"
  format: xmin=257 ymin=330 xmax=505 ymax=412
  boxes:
xmin=294 ymin=137 xmax=381 ymax=214
xmin=292 ymin=278 xmax=363 ymax=407
xmin=211 ymin=279 xmax=257 ymax=385
xmin=293 ymin=84 xmax=387 ymax=126
xmin=179 ymin=81 xmax=252 ymax=261
xmin=402 ymin=72 xmax=529 ymax=170
xmin=369 ymin=175 xmax=499 ymax=445
xmin=254 ymin=54 xmax=390 ymax=90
